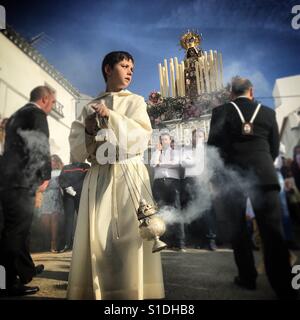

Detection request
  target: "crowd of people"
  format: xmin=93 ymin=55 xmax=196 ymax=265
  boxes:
xmin=0 ymin=53 xmax=299 ymax=300
xmin=149 ymin=130 xmax=300 ymax=257
xmin=34 ymin=155 xmax=89 ymax=253
xmin=281 ymin=148 xmax=300 ymax=225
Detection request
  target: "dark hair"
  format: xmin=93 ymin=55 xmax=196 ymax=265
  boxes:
xmin=192 ymin=129 xmax=205 ymax=148
xmin=51 ymin=154 xmax=64 ymax=170
xmin=293 ymin=145 xmax=300 ymax=160
xmin=101 ymin=51 xmax=134 ymax=82
xmin=231 ymin=76 xmax=253 ymax=96
xmin=159 ymin=132 xmax=171 ymax=141
xmin=30 ymin=86 xmax=55 ymax=102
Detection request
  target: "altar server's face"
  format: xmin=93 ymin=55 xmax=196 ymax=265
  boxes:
xmin=105 ymin=59 xmax=134 ymax=91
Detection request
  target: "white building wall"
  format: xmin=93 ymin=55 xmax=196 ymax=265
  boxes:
xmin=273 ymin=75 xmax=300 ymax=158
xmin=0 ymin=33 xmax=78 ymax=164
xmin=273 ymin=75 xmax=300 ymax=131
xmin=280 ymin=117 xmax=300 ymax=158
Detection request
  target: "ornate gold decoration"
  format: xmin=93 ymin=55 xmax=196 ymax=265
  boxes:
xmin=180 ymin=30 xmax=202 ymax=50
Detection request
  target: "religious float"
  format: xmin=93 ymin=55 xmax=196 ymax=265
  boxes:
xmin=147 ymin=30 xmax=230 ymax=144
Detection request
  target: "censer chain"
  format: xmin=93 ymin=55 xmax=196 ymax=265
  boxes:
xmin=119 ymin=161 xmax=141 ymax=209
xmin=100 ymin=115 xmax=157 ymax=206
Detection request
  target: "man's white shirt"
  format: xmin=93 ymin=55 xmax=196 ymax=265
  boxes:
xmin=151 ymin=146 xmax=180 ymax=180
xmin=181 ymin=144 xmax=205 ymax=178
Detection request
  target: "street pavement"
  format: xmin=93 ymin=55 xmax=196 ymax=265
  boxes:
xmin=1 ymin=247 xmax=299 ymax=300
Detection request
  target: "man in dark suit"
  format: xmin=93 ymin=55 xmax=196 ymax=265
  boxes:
xmin=208 ymin=77 xmax=297 ymax=299
xmin=0 ymin=86 xmax=55 ymax=296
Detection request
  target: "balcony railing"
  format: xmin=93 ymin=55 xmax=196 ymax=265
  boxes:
xmin=51 ymin=101 xmax=64 ymax=118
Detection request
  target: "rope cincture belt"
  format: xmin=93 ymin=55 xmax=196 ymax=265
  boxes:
xmin=230 ymin=101 xmax=261 ymax=136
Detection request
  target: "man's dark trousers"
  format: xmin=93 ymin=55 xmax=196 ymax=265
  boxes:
xmin=63 ymin=193 xmax=81 ymax=249
xmin=227 ymin=185 xmax=295 ymax=299
xmin=153 ymin=178 xmax=185 ymax=248
xmin=0 ymin=188 xmax=36 ymax=288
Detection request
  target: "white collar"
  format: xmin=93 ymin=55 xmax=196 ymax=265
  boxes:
xmin=30 ymin=102 xmax=43 ymax=110
xmin=235 ymin=95 xmax=251 ymax=100
xmin=96 ymin=89 xmax=132 ymax=99
xmin=88 ymin=89 xmax=132 ymax=106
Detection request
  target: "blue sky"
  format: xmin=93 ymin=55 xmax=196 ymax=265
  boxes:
xmin=2 ymin=0 xmax=300 ymax=107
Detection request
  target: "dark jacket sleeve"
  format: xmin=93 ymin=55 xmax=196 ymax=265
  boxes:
xmin=58 ymin=167 xmax=71 ymax=189
xmin=58 ymin=163 xmax=90 ymax=190
xmin=207 ymin=106 xmax=226 ymax=148
xmin=268 ymin=111 xmax=280 ymax=161
xmin=32 ymin=109 xmax=52 ymax=181
xmin=33 ymin=110 xmax=49 ymax=137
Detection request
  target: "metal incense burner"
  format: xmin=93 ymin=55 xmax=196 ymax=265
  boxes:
xmin=137 ymin=199 xmax=167 ymax=253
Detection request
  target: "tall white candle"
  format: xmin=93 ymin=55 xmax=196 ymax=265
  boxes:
xmin=170 ymin=58 xmax=176 ymax=98
xmin=164 ymin=59 xmax=170 ymax=97
xmin=213 ymin=51 xmax=219 ymax=90
xmin=219 ymin=52 xmax=223 ymax=88
xmin=158 ymin=63 xmax=163 ymax=95
xmin=164 ymin=66 xmax=168 ymax=97
xmin=209 ymin=50 xmax=215 ymax=91
xmin=174 ymin=57 xmax=179 ymax=96
xmin=162 ymin=66 xmax=166 ymax=97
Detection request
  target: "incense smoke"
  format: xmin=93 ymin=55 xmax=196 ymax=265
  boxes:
xmin=18 ymin=129 xmax=50 ymax=190
xmin=157 ymin=145 xmax=259 ymax=227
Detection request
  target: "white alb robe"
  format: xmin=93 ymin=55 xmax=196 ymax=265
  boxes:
xmin=66 ymin=90 xmax=165 ymax=300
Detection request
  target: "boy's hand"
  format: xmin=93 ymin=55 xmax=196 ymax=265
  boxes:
xmin=92 ymin=103 xmax=110 ymax=118
xmin=85 ymin=113 xmax=99 ymax=135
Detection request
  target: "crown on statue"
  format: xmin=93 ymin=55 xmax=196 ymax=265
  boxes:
xmin=180 ymin=30 xmax=202 ymax=50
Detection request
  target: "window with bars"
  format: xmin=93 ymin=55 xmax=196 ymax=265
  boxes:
xmin=45 ymin=82 xmax=64 ymax=118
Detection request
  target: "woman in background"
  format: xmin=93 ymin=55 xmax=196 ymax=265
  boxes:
xmin=40 ymin=154 xmax=64 ymax=253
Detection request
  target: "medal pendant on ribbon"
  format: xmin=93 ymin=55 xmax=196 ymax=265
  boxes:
xmin=242 ymin=122 xmax=253 ymax=135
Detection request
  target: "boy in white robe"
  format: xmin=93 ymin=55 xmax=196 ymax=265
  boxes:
xmin=67 ymin=51 xmax=165 ymax=300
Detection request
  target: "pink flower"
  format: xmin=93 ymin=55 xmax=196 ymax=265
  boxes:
xmin=148 ymin=91 xmax=162 ymax=105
